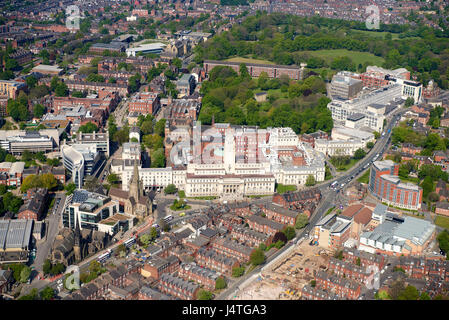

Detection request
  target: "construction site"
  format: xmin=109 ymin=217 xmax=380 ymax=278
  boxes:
xmin=233 ymin=240 xmax=332 ymax=300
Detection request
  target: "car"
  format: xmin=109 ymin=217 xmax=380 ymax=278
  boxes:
xmin=340 ymin=183 xmax=345 ymax=188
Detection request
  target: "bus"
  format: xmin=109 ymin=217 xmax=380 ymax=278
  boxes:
xmin=330 ymin=181 xmax=338 ymax=189
xmin=124 ymin=237 xmax=137 ymax=248
xmin=97 ymin=249 xmax=112 ymax=264
xmin=163 ymin=215 xmax=173 ymax=222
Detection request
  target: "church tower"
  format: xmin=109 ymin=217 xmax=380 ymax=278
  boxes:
xmin=73 ymin=222 xmax=82 ymax=262
xmin=129 ymin=160 xmax=141 ymax=201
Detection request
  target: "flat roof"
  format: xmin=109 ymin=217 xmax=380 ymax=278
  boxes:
xmin=0 ymin=219 xmax=33 ymax=250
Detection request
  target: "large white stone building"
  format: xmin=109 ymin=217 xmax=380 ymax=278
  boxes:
xmin=112 ymin=124 xmax=325 ymax=199
xmin=327 ymin=69 xmax=423 ymax=132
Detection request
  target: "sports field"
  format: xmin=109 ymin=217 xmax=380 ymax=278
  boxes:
xmin=301 ymin=49 xmax=385 ymax=66
xmin=225 ymin=56 xmax=275 ymax=65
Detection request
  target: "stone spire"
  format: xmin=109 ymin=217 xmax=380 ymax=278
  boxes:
xmin=129 ymin=159 xmax=141 ymax=200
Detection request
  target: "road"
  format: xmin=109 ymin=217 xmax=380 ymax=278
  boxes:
xmin=216 ymin=107 xmax=406 ymax=300
xmin=31 ymin=193 xmax=66 ymax=274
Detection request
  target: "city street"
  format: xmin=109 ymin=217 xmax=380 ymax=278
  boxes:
xmin=217 ymin=107 xmax=405 ymax=300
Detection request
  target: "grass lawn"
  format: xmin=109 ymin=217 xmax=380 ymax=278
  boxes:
xmin=276 ymin=184 xmax=297 ymax=194
xmin=225 ymin=56 xmax=275 ymax=65
xmin=435 ymin=215 xmax=449 ymax=230
xmin=300 ymin=49 xmax=385 ymax=67
xmin=357 ymin=169 xmax=370 ymax=184
xmin=349 ymin=29 xmax=400 ymax=40
xmin=335 ymin=158 xmax=360 ymax=172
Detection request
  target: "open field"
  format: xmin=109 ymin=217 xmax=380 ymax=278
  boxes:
xmin=233 ymin=240 xmax=331 ymax=300
xmin=301 ymin=49 xmax=385 ymax=67
xmin=349 ymin=30 xmax=400 ymax=40
xmin=225 ymin=56 xmax=275 ymax=65
xmin=435 ymin=215 xmax=449 ymax=230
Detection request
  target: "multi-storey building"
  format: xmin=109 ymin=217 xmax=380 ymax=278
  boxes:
xmin=141 ymin=255 xmax=179 ymax=280
xmin=369 ymin=160 xmax=422 ymax=210
xmin=211 ymin=238 xmax=253 ymax=263
xmin=330 ymin=73 xmax=363 ymax=100
xmin=327 ymin=257 xmax=373 ymax=284
xmin=359 ymin=205 xmax=435 ymax=256
xmin=62 ymin=144 xmax=104 ymax=189
xmin=313 ymin=213 xmax=352 ymax=250
xmin=63 ymin=189 xmax=134 ymax=236
xmin=158 ymin=273 xmax=199 ymax=300
xmin=314 ymin=138 xmax=365 ymax=157
xmin=178 ymin=263 xmax=219 ymax=291
xmin=0 ymin=161 xmax=25 ymax=186
xmin=300 ymin=285 xmax=338 ymax=300
xmin=0 ymin=129 xmax=59 ymax=155
xmin=0 ymin=80 xmax=26 ymax=99
xmin=342 ymin=247 xmax=385 ymax=270
xmin=204 ymin=60 xmax=305 ymax=80
xmin=17 ymin=188 xmax=48 ymax=221
xmin=176 ymin=74 xmax=196 ymax=98
xmin=74 ymin=131 xmax=110 ymax=157
xmin=115 ymin=124 xmax=326 ymax=199
xmin=315 ymin=270 xmax=361 ymax=300
xmin=261 ymin=203 xmax=297 ymax=226
xmin=65 ymin=80 xmax=128 ymax=97
xmin=195 ymin=248 xmax=239 ymax=276
xmin=128 ymin=92 xmax=161 ymax=115
xmin=230 ymin=225 xmax=270 ymax=247
xmin=247 ymin=215 xmax=284 ymax=236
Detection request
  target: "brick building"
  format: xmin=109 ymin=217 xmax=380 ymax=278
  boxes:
xmin=204 ymin=60 xmax=304 ymax=81
xmin=211 ymin=238 xmax=253 ymax=263
xmin=272 ymin=188 xmax=322 ymax=209
xmin=342 ymin=247 xmax=385 ymax=270
xmin=315 ymin=270 xmax=361 ymax=300
xmin=261 ymin=203 xmax=297 ymax=226
xmin=64 ymin=80 xmax=128 ymax=97
xmin=247 ymin=215 xmax=284 ymax=236
xmin=140 ymin=255 xmax=179 ymax=280
xmin=128 ymin=92 xmax=161 ymax=115
xmin=369 ymin=160 xmax=423 ymax=210
xmin=178 ymin=263 xmax=219 ymax=291
xmin=195 ymin=248 xmax=239 ymax=276
xmin=17 ymin=188 xmax=48 ymax=220
xmin=158 ymin=273 xmax=199 ymax=300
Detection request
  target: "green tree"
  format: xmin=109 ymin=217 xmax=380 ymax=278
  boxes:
xmin=295 ymin=213 xmax=309 ymax=229
xmin=55 ymin=82 xmax=69 ymax=97
xmin=20 ymin=266 xmax=31 ymax=283
xmin=150 ymin=227 xmax=158 ymax=240
xmin=107 ymin=173 xmax=120 ymax=185
xmin=26 ymin=75 xmax=38 ymax=89
xmin=65 ymin=183 xmax=77 ymax=195
xmin=78 ymin=122 xmax=98 ymax=133
xmin=305 ymin=175 xmax=316 ymax=186
xmin=164 ymin=184 xmax=177 ymax=194
xmin=139 ymin=234 xmax=153 ymax=247
xmin=40 ymin=286 xmax=55 ymax=300
xmin=232 ymin=266 xmax=245 ymax=277
xmin=405 ymin=97 xmax=415 ymax=107
xmin=354 ymin=148 xmax=366 ymax=160
xmin=197 ymin=289 xmax=213 ymax=300
xmin=215 ymin=277 xmax=227 ymax=290
xmin=398 ymin=285 xmax=420 ymax=300
xmin=250 ymin=248 xmax=265 ymax=266
xmin=283 ymin=226 xmax=296 ymax=241
xmin=150 ymin=148 xmax=165 ymax=168
xmin=43 ymin=259 xmax=52 ymax=275
xmin=366 ymin=141 xmax=374 ymax=149
xmin=154 ymin=119 xmax=166 ymax=137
